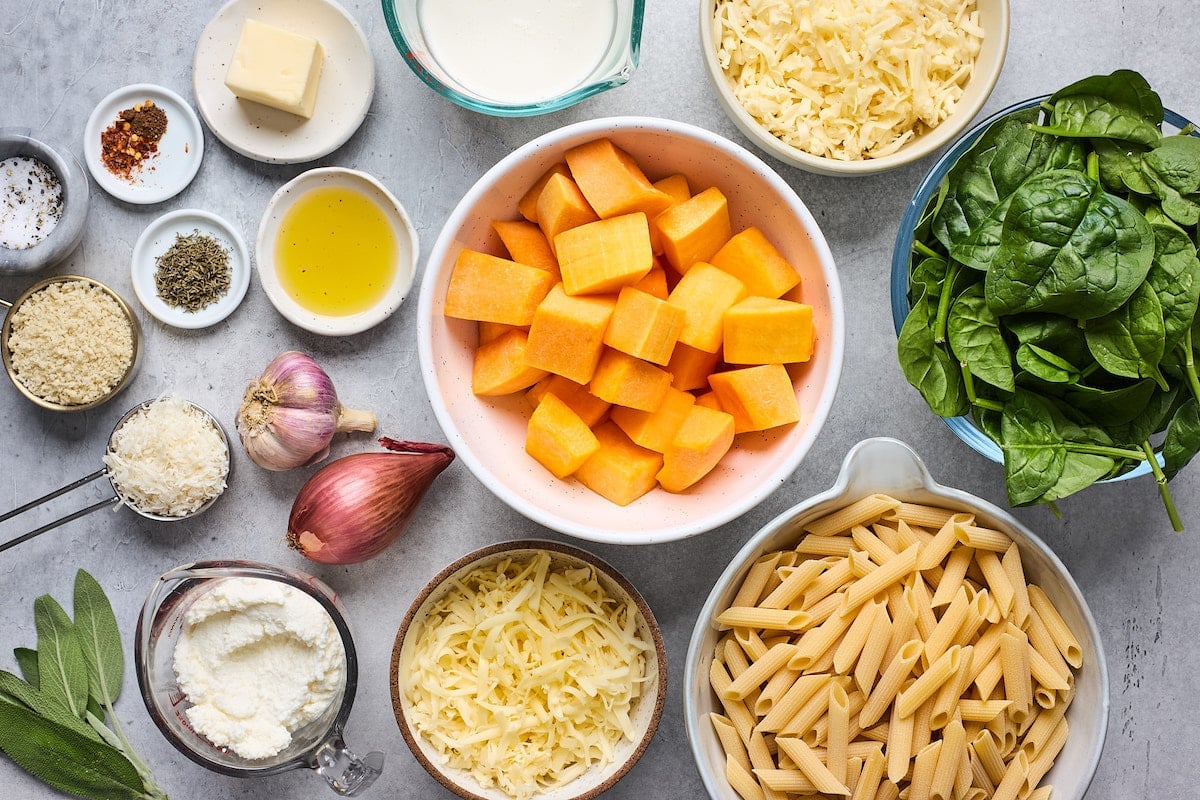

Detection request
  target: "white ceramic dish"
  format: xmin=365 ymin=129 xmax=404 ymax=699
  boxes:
xmin=130 ymin=209 xmax=251 ymax=329
xmin=255 ymin=167 xmax=418 ymax=336
xmin=417 ymin=116 xmax=845 ymax=545
xmin=192 ymin=0 xmax=375 ymax=164
xmin=684 ymin=437 xmax=1109 ymax=800
xmin=698 ymin=0 xmax=1010 ymax=176
xmin=83 ymin=84 xmax=204 ymax=204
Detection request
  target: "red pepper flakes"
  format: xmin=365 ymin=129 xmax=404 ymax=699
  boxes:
xmin=99 ymin=99 xmax=168 ymax=182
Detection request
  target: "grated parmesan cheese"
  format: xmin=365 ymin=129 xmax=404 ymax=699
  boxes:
xmin=401 ymin=551 xmax=654 ymax=799
xmin=714 ymin=0 xmax=984 ymax=160
xmin=103 ymin=394 xmax=229 ymax=517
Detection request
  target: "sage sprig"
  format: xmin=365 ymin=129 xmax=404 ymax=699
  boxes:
xmin=0 ymin=569 xmax=168 ymax=800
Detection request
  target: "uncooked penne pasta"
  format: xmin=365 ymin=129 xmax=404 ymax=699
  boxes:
xmin=922 ymin=586 xmax=970 ymax=668
xmin=930 ymin=718 xmax=965 ymax=800
xmin=711 ymin=713 xmax=752 ymax=774
xmin=883 ymin=501 xmax=964 ymax=530
xmin=999 ymin=630 xmax=1033 ymax=725
xmin=896 ymin=646 xmax=962 ymax=719
xmin=957 ymin=699 xmax=1011 ymax=723
xmin=886 ymin=687 xmax=915 ymax=784
xmin=853 ymin=525 xmax=899 ymax=566
xmin=929 ymin=546 xmax=973 ymax=608
xmin=971 ymin=729 xmax=1007 ymax=787
xmin=752 ymin=768 xmax=817 ymax=794
xmin=727 ymin=758 xmax=767 ymax=800
xmin=804 ymin=557 xmax=856 ymax=609
xmin=929 ymin=644 xmax=973 ymax=730
xmin=806 ymin=494 xmax=902 ymax=537
xmin=733 ymin=552 xmax=783 ymax=608
xmin=828 ymin=683 xmax=851 ymax=785
xmin=1028 ymin=585 xmax=1083 ymax=668
xmin=855 ymin=602 xmax=893 ymax=696
xmin=954 ymin=524 xmax=1012 ymax=553
xmin=1001 ymin=543 xmax=1031 ymax=626
xmin=845 ymin=544 xmax=919 ymax=613
xmin=908 ymin=739 xmax=942 ymax=800
xmin=915 ymin=515 xmax=967 ymax=570
xmin=754 ymin=664 xmax=802 ymax=717
xmin=990 ymin=749 xmax=1030 ymax=800
xmin=851 ymin=747 xmax=887 ymax=800
xmin=834 ymin=599 xmax=885 ymax=675
xmin=756 ymin=673 xmax=828 ymax=733
xmin=976 ymin=551 xmax=1015 ymax=619
xmin=717 ymin=607 xmax=810 ymax=632
xmin=710 ymin=657 xmax=757 ymax=744
xmin=760 ymin=559 xmax=826 ymax=609
xmin=796 ymin=533 xmax=856 ymax=557
xmin=724 ymin=643 xmax=797 ymax=700
xmin=776 ymin=736 xmax=850 ymax=795
xmin=861 ymin=640 xmax=922 ymax=727
xmin=790 ymin=606 xmax=855 ymax=670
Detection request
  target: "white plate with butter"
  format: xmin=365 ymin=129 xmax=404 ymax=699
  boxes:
xmin=192 ymin=0 xmax=375 ymax=164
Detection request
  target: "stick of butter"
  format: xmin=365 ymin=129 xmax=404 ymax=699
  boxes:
xmin=225 ymin=19 xmax=324 ymax=119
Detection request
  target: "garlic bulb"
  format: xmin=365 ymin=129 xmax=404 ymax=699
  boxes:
xmin=236 ymin=351 xmax=376 ymax=471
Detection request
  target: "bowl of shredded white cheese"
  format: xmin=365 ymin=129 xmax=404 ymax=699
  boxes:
xmin=701 ymin=0 xmax=1009 ymax=175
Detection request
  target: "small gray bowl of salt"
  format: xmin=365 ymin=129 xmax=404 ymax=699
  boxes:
xmin=0 ymin=128 xmax=90 ymax=275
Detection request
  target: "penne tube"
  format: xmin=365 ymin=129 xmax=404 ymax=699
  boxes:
xmin=907 ymin=573 xmax=939 ymax=641
xmin=754 ymin=665 xmax=802 ymax=717
xmin=724 ymin=637 xmax=752 ymax=680
xmin=882 ymin=585 xmax=918 ymax=670
xmin=854 ymin=602 xmax=893 ymax=696
xmin=753 ymin=768 xmax=817 ymax=794
xmin=845 ymin=544 xmax=919 ymax=613
xmin=872 ymin=522 xmax=901 ymax=552
xmin=922 ymin=586 xmax=970 ymax=668
xmin=973 ymin=651 xmax=1004 ymax=700
xmin=849 ymin=739 xmax=886 ymax=800
xmin=835 ymin=599 xmax=885 ymax=675
xmin=733 ymin=552 xmax=783 ymax=608
xmin=760 ymin=559 xmax=827 ymax=609
xmin=909 ymin=693 xmax=935 ymax=754
xmin=717 ymin=607 xmax=811 ymax=632
xmin=874 ymin=779 xmax=900 ymax=800
xmin=827 ymin=683 xmax=851 ymax=786
xmin=954 ymin=524 xmax=1012 ymax=553
xmin=886 ymin=684 xmax=915 ymax=784
xmin=990 ymin=749 xmax=1029 ymax=800
xmin=806 ymin=591 xmax=847 ymax=627
xmin=1027 ymin=585 xmax=1082 ymax=668
xmin=1026 ymin=787 xmax=1054 ymax=800
xmin=896 ymin=646 xmax=962 ymax=719
xmin=789 ymin=605 xmax=855 ymax=670
xmin=803 ymin=557 xmax=856 ymax=609
xmin=735 ymin=627 xmax=770 ymax=660
xmin=957 ymin=699 xmax=1012 ymax=723
xmin=975 ymin=551 xmax=1015 ymax=619
xmin=883 ymin=501 xmax=964 ymax=530
xmin=908 ymin=739 xmax=942 ymax=800
xmin=967 ymin=748 xmax=994 ymax=794
xmin=970 ymin=729 xmax=1007 ymax=787
xmin=1025 ymin=606 xmax=1072 ymax=685
xmin=711 ymin=713 xmax=753 ymax=774
xmin=1026 ymin=717 xmax=1068 ymax=788
xmin=999 ymin=630 xmax=1033 ymax=725
xmin=805 ymin=494 xmax=901 ymax=536
xmin=853 ymin=524 xmax=899 ymax=566
xmin=929 ymin=644 xmax=973 ymax=730
xmin=860 ymin=639 xmax=923 ymax=727
xmin=929 ymin=546 xmax=973 ymax=607
xmin=724 ymin=643 xmax=798 ymax=700
xmin=1000 ymin=543 xmax=1031 ymax=626
xmin=795 ymin=533 xmax=856 ymax=557
xmin=727 ymin=759 xmax=767 ymax=800
xmin=985 ymin=703 xmax=1016 ymax=755
xmin=916 ymin=515 xmax=970 ymax=570
xmin=746 ymin=730 xmax=786 ymax=800
xmin=930 ymin=718 xmax=965 ymax=800
xmin=756 ymin=673 xmax=828 ymax=733
xmin=711 ymin=657 xmax=757 ymax=744
xmin=775 ymin=736 xmax=851 ymax=795
xmin=850 ymin=548 xmax=878 ymax=579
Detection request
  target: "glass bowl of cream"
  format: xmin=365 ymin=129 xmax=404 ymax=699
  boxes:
xmin=381 ymin=0 xmax=645 ymax=116
xmin=134 ymin=560 xmax=384 ymax=795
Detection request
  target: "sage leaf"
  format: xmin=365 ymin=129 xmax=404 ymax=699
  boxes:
xmin=1000 ymin=392 xmax=1067 ymax=506
xmin=1085 ymin=282 xmax=1169 ymax=388
xmin=897 ymin=300 xmax=969 ymax=418
xmin=0 ymin=671 xmax=102 ymax=743
xmin=34 ymin=595 xmax=90 ymax=718
xmin=985 ymin=169 xmax=1155 ymax=319
xmin=948 ymin=284 xmax=1015 ymax=392
xmin=1163 ymin=399 xmax=1200 ymax=481
xmin=73 ymin=570 xmax=124 ymax=707
xmin=0 ymin=699 xmax=144 ymax=800
xmin=14 ymin=647 xmax=39 ymax=687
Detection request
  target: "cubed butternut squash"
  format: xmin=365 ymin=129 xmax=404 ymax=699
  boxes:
xmin=632 ymin=265 xmax=669 ymax=299
xmin=524 ymin=284 xmax=615 ymax=384
xmin=444 ymin=249 xmax=557 ymax=325
xmin=649 ymin=173 xmax=691 ymax=255
xmin=492 ymin=219 xmax=560 ymax=277
xmin=708 ymin=364 xmax=801 ymax=433
xmin=525 ymin=393 xmax=599 ymax=479
xmin=472 ymin=329 xmax=548 ymax=396
xmin=525 ymin=374 xmax=611 ymax=427
xmin=536 ymin=173 xmax=599 ymax=254
xmin=518 ymin=162 xmax=570 ymax=222
xmin=589 ymin=348 xmax=673 ymax=412
xmin=667 ymin=342 xmax=722 ymax=391
xmin=478 ymin=321 xmax=524 ymax=345
xmin=709 ymin=227 xmax=801 ymax=298
xmin=667 ymin=261 xmax=747 ymax=353
xmin=603 ymin=286 xmax=685 ymax=365
xmin=656 ymin=404 xmax=735 ymax=492
xmin=564 ymin=138 xmax=675 ymax=220
xmin=575 ymin=422 xmax=663 ymax=506
xmin=722 ymin=297 xmax=815 ymax=364
xmin=555 ymin=213 xmax=653 ymax=295
xmin=694 ymin=390 xmax=723 ymax=410
xmin=610 ymin=386 xmax=696 ymax=453
xmin=653 ymin=186 xmax=732 ymax=274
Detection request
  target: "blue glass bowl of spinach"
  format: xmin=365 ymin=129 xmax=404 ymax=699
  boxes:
xmin=891 ymin=70 xmax=1200 ymax=531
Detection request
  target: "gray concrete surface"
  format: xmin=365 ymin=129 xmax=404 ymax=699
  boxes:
xmin=2 ymin=0 xmax=1199 ymax=797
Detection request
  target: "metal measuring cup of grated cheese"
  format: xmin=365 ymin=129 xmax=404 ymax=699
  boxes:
xmin=134 ymin=560 xmax=384 ymax=795
xmin=0 ymin=395 xmax=229 ymax=553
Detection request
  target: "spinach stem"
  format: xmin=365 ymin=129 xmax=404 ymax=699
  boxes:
xmin=1065 ymin=443 xmax=1145 ymax=461
xmin=1086 ymin=151 xmax=1100 ymax=182
xmin=912 ymin=239 xmax=941 ymax=260
xmin=1181 ymin=329 xmax=1200 ymax=404
xmin=1141 ymin=440 xmax=1184 ymax=532
xmin=961 ymin=365 xmax=1005 ymax=411
xmin=933 ymin=260 xmax=960 ymax=344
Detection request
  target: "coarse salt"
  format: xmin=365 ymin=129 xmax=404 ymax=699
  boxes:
xmin=0 ymin=156 xmax=63 ymax=249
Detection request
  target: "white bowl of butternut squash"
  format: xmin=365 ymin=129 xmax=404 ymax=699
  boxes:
xmin=416 ymin=117 xmax=845 ymax=544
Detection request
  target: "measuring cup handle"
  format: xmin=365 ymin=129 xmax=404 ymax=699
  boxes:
xmin=312 ymin=735 xmax=384 ymax=796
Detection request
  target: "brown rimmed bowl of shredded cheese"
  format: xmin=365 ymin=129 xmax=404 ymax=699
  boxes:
xmin=701 ymin=0 xmax=1009 ymax=175
xmin=684 ymin=437 xmax=1107 ymax=800
xmin=1 ymin=274 xmax=142 ymax=411
xmin=390 ymin=540 xmax=667 ymax=800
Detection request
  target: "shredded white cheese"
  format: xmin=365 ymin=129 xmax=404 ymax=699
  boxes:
xmin=401 ymin=551 xmax=654 ymax=799
xmin=104 ymin=394 xmax=229 ymax=517
xmin=714 ymin=0 xmax=984 ymax=160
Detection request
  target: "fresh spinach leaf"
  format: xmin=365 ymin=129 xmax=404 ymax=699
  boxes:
xmin=1085 ymin=282 xmax=1169 ymax=387
xmin=949 ymin=194 xmax=1011 ymax=271
xmin=1006 ymin=314 xmax=1093 ymax=368
xmin=909 ymin=255 xmax=948 ymax=306
xmin=986 ymin=169 xmax=1155 ymax=318
xmin=1042 ymin=452 xmax=1116 ymax=502
xmin=1107 ymin=385 xmax=1181 ymax=445
xmin=1016 ymin=343 xmax=1081 ymax=384
xmin=33 ymin=596 xmax=89 ymax=719
xmin=1163 ymin=399 xmax=1200 ymax=481
xmin=948 ymin=284 xmax=1015 ymax=392
xmin=897 ymin=300 xmax=970 ymax=418
xmin=1144 ymin=211 xmax=1200 ymax=349
xmin=1031 ymin=69 xmax=1164 ymax=147
xmin=1064 ymin=379 xmax=1157 ymax=426
xmin=1141 ymin=134 xmax=1200 ymax=195
xmin=1093 ymin=138 xmax=1149 ymax=193
xmin=1000 ymin=391 xmax=1067 ymax=505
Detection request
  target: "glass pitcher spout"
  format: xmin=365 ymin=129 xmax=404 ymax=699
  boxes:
xmin=313 ymin=734 xmax=384 ymax=795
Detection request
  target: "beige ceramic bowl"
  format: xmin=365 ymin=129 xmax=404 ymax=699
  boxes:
xmin=390 ymin=539 xmax=667 ymax=800
xmin=417 ymin=116 xmax=844 ymax=544
xmin=699 ymin=0 xmax=1010 ymax=176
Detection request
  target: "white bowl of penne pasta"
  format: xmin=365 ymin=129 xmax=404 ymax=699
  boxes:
xmin=684 ymin=436 xmax=1108 ymax=800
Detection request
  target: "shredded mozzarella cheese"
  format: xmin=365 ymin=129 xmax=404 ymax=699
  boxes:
xmin=401 ymin=551 xmax=654 ymax=799
xmin=714 ymin=0 xmax=984 ymax=160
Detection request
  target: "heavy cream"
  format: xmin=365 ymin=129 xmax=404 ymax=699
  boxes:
xmin=418 ymin=0 xmax=617 ymax=105
xmin=172 ymin=577 xmax=345 ymax=760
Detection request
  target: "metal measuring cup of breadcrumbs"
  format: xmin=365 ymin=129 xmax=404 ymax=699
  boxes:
xmin=134 ymin=561 xmax=383 ymax=795
xmin=0 ymin=396 xmax=230 ymax=553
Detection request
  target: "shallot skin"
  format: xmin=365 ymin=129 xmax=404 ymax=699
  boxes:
xmin=288 ymin=439 xmax=455 ymax=564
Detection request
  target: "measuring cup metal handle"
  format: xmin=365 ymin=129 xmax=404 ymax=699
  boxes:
xmin=0 ymin=469 xmax=119 ymax=553
xmin=312 ymin=735 xmax=385 ymax=796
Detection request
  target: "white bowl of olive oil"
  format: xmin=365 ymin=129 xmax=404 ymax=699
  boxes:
xmin=256 ymin=167 xmax=418 ymax=335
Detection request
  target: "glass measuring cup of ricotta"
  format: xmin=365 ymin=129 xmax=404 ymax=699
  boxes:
xmin=135 ymin=560 xmax=383 ymax=795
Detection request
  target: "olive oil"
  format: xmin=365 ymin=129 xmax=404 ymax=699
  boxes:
xmin=275 ymin=186 xmax=398 ymax=316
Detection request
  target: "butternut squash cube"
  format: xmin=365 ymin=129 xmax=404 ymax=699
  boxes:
xmin=667 ymin=261 xmax=747 ymax=353
xmin=656 ymin=404 xmax=735 ymax=492
xmin=603 ymin=286 xmax=685 ymax=366
xmin=565 ymin=139 xmax=675 ymax=220
xmin=575 ymin=421 xmax=663 ymax=506
xmin=519 ymin=162 xmax=570 ymax=222
xmin=525 ymin=393 xmax=599 ymax=479
xmin=653 ymin=174 xmax=691 ymax=205
xmin=708 ymin=364 xmax=801 ymax=433
xmin=554 ymin=213 xmax=653 ymax=296
xmin=632 ymin=265 xmax=669 ymax=299
xmin=492 ymin=219 xmax=560 ymax=277
xmin=710 ymin=227 xmax=801 ymax=298
xmin=444 ymin=249 xmax=556 ymax=326
xmin=478 ymin=321 xmax=524 ymax=346
xmin=722 ymin=297 xmax=815 ymax=364
xmin=524 ymin=284 xmax=615 ymax=384
xmin=611 ymin=386 xmax=696 ymax=453
xmin=695 ymin=390 xmax=723 ymax=410
xmin=653 ymin=186 xmax=732 ymax=274
xmin=589 ymin=349 xmax=673 ymax=412
xmin=536 ymin=173 xmax=599 ymax=255
xmin=472 ymin=329 xmax=548 ymax=396
xmin=525 ymin=374 xmax=611 ymax=427
xmin=667 ymin=342 xmax=722 ymax=391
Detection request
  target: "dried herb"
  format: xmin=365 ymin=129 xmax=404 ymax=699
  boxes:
xmin=100 ymin=100 xmax=167 ymax=182
xmin=154 ymin=230 xmax=231 ymax=312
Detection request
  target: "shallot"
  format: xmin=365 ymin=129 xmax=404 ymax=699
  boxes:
xmin=287 ymin=439 xmax=455 ymax=564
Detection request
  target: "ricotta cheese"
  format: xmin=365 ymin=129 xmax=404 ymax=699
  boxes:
xmin=173 ymin=577 xmax=346 ymax=760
